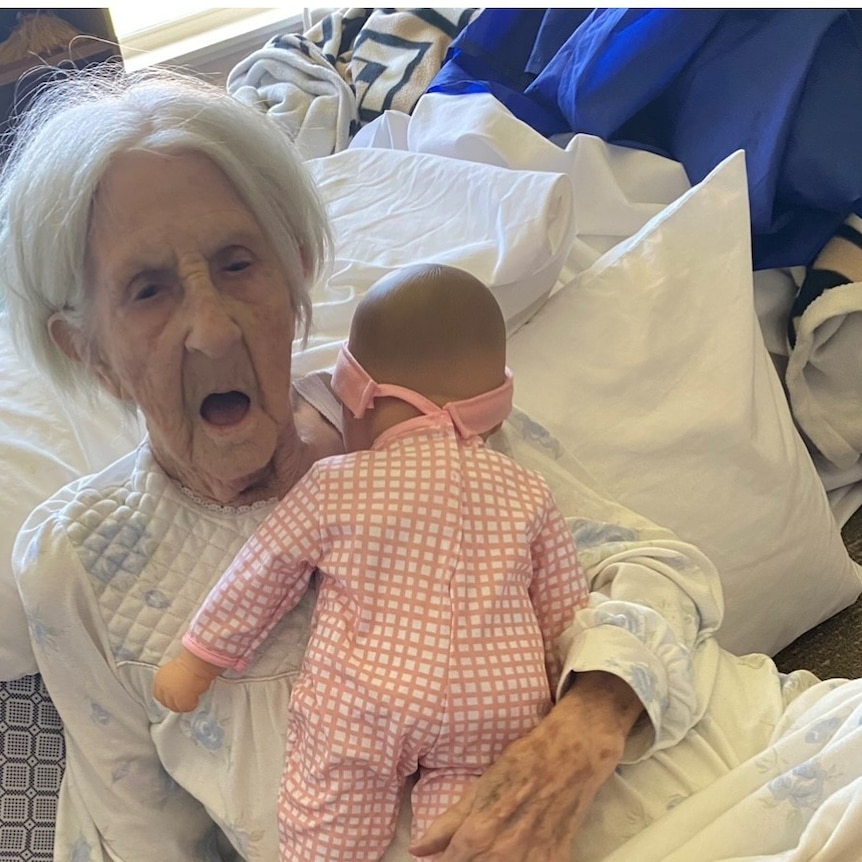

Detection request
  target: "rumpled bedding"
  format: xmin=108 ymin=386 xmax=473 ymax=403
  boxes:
xmin=228 ymin=33 xmax=359 ymax=160
xmin=786 ymin=279 xmax=862 ymax=475
xmin=425 ymin=8 xmax=862 ymax=482
xmin=4 ymin=11 xmax=862 ymax=861
xmin=229 ymin=6 xmax=862 ymax=481
xmin=296 ymin=143 xmax=575 ymax=377
xmin=295 ymin=93 xmax=861 ymax=660
xmin=227 ymin=8 xmax=477 ymax=159
xmin=430 ymin=8 xmax=862 ymax=272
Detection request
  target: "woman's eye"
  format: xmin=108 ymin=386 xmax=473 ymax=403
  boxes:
xmin=134 ymin=284 xmax=161 ymax=301
xmin=128 ymin=269 xmax=171 ymax=303
xmin=218 ymin=245 xmax=256 ymax=275
xmin=224 ymin=259 xmax=251 ymax=273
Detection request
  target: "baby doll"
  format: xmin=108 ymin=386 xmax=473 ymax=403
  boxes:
xmin=154 ymin=263 xmax=589 ymax=861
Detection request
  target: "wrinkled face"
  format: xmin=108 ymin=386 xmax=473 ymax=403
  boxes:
xmin=84 ymin=150 xmax=302 ymax=502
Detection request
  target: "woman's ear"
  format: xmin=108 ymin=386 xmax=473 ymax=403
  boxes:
xmin=298 ymin=242 xmax=314 ymax=281
xmin=48 ymin=312 xmax=127 ymax=401
xmin=48 ymin=311 xmax=84 ymax=363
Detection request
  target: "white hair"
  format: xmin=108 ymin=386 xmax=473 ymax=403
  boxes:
xmin=0 ymin=66 xmax=331 ymax=398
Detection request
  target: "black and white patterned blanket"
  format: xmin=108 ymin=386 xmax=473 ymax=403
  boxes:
xmin=227 ymin=7 xmax=478 ymax=159
xmin=0 ymin=675 xmax=64 ymax=862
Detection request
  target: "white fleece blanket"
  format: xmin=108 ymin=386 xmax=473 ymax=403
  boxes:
xmin=227 ymin=34 xmax=358 ymax=160
xmin=786 ymin=279 xmax=862 ymax=472
xmin=226 ymin=9 xmax=476 ymax=159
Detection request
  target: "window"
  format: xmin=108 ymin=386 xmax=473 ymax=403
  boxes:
xmin=109 ymin=5 xmax=309 ymax=77
xmin=110 ymin=6 xmax=281 ymax=48
xmin=110 ymin=5 xmax=221 ymax=40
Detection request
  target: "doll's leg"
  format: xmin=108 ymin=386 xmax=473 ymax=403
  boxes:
xmin=278 ymin=762 xmax=404 ymax=861
xmin=409 ymin=765 xmax=484 ymax=849
xmin=278 ymin=687 xmax=407 ymax=861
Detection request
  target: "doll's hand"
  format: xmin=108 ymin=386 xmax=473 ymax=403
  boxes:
xmin=153 ymin=649 xmax=221 ymax=713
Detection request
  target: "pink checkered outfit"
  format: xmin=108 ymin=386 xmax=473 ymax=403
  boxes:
xmin=183 ymin=347 xmax=589 ymax=861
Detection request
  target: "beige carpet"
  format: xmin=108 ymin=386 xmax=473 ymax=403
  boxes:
xmin=773 ymin=506 xmax=862 ymax=680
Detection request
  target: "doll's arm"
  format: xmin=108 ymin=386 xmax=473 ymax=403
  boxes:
xmin=153 ymin=646 xmax=222 ymax=713
xmin=188 ymin=468 xmax=328 ymax=670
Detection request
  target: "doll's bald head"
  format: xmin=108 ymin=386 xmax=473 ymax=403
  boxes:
xmin=348 ymin=263 xmax=507 ymax=405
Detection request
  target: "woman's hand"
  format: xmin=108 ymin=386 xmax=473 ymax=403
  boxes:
xmin=410 ymin=672 xmax=644 ymax=861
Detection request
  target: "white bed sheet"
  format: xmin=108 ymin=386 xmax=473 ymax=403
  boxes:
xmin=0 ymin=85 xmax=861 ymax=862
xmin=0 ymin=321 xmax=141 ymax=679
xmin=317 ymin=92 xmax=862 ymax=657
xmin=2 ymin=91 xmax=859 ymax=677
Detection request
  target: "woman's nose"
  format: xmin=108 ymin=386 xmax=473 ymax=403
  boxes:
xmin=183 ymin=280 xmax=242 ymax=358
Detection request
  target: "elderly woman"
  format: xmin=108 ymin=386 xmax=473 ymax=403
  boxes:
xmin=1 ymin=68 xmax=852 ymax=862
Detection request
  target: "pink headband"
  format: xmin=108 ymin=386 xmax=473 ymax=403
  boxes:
xmin=331 ymin=344 xmax=513 ymax=439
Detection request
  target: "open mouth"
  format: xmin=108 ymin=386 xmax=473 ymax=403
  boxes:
xmin=200 ymin=391 xmax=251 ymax=427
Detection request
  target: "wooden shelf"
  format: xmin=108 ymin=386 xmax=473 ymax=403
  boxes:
xmin=0 ymin=9 xmax=122 ymax=138
xmin=0 ymin=37 xmax=118 ymax=87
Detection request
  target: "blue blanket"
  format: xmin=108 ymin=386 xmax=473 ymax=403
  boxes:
xmin=430 ymin=9 xmax=862 ymax=270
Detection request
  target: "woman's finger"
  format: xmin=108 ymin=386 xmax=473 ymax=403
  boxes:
xmin=409 ymin=784 xmax=478 ymax=856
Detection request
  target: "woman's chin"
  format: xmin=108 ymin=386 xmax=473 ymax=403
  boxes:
xmin=192 ymin=416 xmax=279 ymax=497
xmin=150 ymin=407 xmax=292 ymax=503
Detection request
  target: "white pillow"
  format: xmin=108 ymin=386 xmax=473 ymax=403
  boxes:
xmin=295 ymin=146 xmax=574 ymax=377
xmin=0 ymin=315 xmax=142 ymax=680
xmin=508 ymin=151 xmax=862 ymax=657
xmin=0 ymin=145 xmax=573 ymax=682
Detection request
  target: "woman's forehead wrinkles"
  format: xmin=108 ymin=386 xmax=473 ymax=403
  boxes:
xmin=90 ymin=149 xmax=257 ymax=235
xmin=83 ymin=149 xmax=279 ymax=305
xmin=91 ymin=205 xmax=265 ymax=285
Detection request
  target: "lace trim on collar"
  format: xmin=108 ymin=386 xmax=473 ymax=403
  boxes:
xmin=139 ymin=433 xmax=278 ymax=516
xmin=177 ymin=482 xmax=277 ymax=515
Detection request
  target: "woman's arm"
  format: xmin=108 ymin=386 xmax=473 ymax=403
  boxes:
xmin=411 ymin=671 xmax=641 ymax=861
xmin=557 ymin=523 xmax=721 ymax=760
xmin=411 ymin=415 xmax=725 ymax=859
xmin=502 ymin=413 xmax=724 ymax=757
xmin=14 ymin=506 xmax=233 ymax=862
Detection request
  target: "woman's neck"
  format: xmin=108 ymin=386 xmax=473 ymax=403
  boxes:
xmin=165 ymin=397 xmax=344 ymax=508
